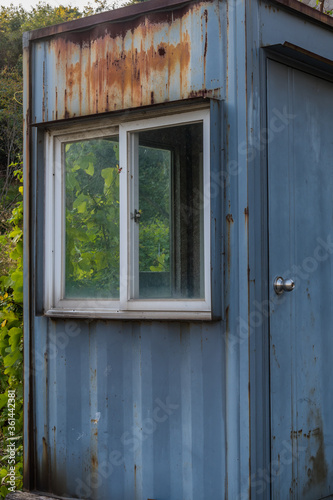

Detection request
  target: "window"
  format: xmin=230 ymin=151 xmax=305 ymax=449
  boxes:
xmin=44 ymin=109 xmax=211 ymax=319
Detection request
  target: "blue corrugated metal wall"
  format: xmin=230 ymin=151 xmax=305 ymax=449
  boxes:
xmin=23 ymin=0 xmax=333 ymax=498
xmin=33 ymin=319 xmax=226 ymax=499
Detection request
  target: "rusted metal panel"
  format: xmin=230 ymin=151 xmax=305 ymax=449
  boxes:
xmin=28 ymin=0 xmax=200 ymax=41
xmin=30 ymin=1 xmax=223 ymax=123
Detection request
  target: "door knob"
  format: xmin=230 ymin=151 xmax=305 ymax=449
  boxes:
xmin=274 ymin=277 xmax=295 ymax=295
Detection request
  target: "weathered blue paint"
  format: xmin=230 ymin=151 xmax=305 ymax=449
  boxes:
xmin=32 ymin=318 xmax=226 ymax=499
xmin=23 ymin=0 xmax=333 ymax=498
xmin=268 ymin=59 xmax=333 ymax=499
xmin=210 ymin=99 xmax=223 ymax=320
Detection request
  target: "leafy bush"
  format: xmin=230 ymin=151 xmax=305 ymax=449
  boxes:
xmin=0 ymin=166 xmax=23 ymax=498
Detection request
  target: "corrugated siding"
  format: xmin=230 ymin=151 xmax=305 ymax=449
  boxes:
xmin=33 ymin=318 xmax=226 ymax=499
xmin=30 ymin=0 xmax=224 ymax=123
xmin=27 ymin=1 xmax=229 ymax=498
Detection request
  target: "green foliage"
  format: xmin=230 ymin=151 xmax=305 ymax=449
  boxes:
xmin=139 ymin=220 xmax=170 ymax=272
xmin=64 ymin=138 xmax=172 ymax=298
xmin=0 ymin=68 xmax=23 ymax=185
xmin=0 ymin=166 xmax=23 ymax=499
xmin=65 ymin=139 xmax=121 ymax=298
xmin=21 ymin=2 xmax=82 ymax=32
xmin=138 ymin=146 xmax=171 ymax=273
xmin=0 ymin=6 xmax=27 ymax=72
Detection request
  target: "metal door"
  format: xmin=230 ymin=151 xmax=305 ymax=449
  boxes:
xmin=268 ymin=59 xmax=333 ymax=499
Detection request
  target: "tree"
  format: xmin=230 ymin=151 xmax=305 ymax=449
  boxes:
xmin=0 ymin=69 xmax=23 ymax=216
xmin=21 ymin=2 xmax=82 ymax=32
xmin=0 ymin=6 xmax=27 ymax=72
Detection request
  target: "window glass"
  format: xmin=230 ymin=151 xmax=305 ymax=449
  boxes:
xmin=64 ymin=136 xmax=120 ymax=298
xmin=135 ymin=122 xmax=204 ymax=299
xmin=138 ymin=145 xmax=171 ymax=298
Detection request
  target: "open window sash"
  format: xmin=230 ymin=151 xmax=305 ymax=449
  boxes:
xmin=120 ymin=110 xmax=211 ymax=313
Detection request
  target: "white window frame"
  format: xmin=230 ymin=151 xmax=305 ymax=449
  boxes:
xmin=44 ymin=109 xmax=211 ymax=320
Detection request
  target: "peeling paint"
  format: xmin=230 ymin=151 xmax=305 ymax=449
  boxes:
xmin=31 ymin=1 xmax=222 ymax=122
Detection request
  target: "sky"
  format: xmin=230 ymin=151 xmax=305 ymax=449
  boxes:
xmin=0 ymin=0 xmax=130 ymax=12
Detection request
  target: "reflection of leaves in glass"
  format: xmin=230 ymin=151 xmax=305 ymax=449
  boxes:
xmin=65 ymin=138 xmax=120 ymax=299
xmin=150 ymin=253 xmax=167 ymax=272
xmin=85 ymin=163 xmax=94 ymax=176
xmin=101 ymin=167 xmax=114 ymax=189
xmin=139 ymin=220 xmax=169 ymax=272
xmin=139 ymin=146 xmax=170 ymax=274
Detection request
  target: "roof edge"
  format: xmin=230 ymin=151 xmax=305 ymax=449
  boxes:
xmin=26 ymin=0 xmax=193 ymax=41
xmin=269 ymin=0 xmax=333 ymax=29
xmin=25 ymin=0 xmax=333 ymax=43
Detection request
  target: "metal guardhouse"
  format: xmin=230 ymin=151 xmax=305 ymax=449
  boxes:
xmin=21 ymin=0 xmax=333 ymax=498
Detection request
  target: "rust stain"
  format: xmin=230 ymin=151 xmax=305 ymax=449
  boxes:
xmin=272 ymin=344 xmax=280 ymax=368
xmin=66 ymin=61 xmax=81 ymax=102
xmin=179 ymin=17 xmax=184 ymax=94
xmin=42 ymin=436 xmax=48 ymax=457
xmin=44 ymin=350 xmax=48 ymax=389
xmin=90 ymin=368 xmax=97 ymax=383
xmin=42 ymin=61 xmax=45 ymax=122
xmin=188 ymin=88 xmax=218 ymax=99
xmin=303 ymin=429 xmax=314 ymax=438
xmin=31 ymin=0 xmax=225 ymax=123
xmin=55 ymin=87 xmax=58 ymax=120
xmin=41 ymin=436 xmax=50 ymax=491
xmin=52 ymin=426 xmax=57 ymax=490
xmin=62 ymin=28 xmax=190 ymax=116
xmin=226 ymin=213 xmax=233 ymax=285
xmin=91 ymin=454 xmax=98 ymax=468
xmin=202 ymin=9 xmax=208 ymax=87
xmin=29 ymin=0 xmax=216 ymax=40
xmin=306 ymin=423 xmax=328 ymax=489
xmin=225 ymin=305 xmax=229 ymax=338
xmin=294 ymin=408 xmax=329 ymax=495
xmin=40 ymin=2 xmax=223 ymax=121
xmin=291 ymin=429 xmax=303 ymax=438
xmin=64 ymin=88 xmax=69 ymax=119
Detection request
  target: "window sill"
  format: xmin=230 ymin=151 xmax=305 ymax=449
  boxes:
xmin=44 ymin=307 xmax=212 ymax=321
